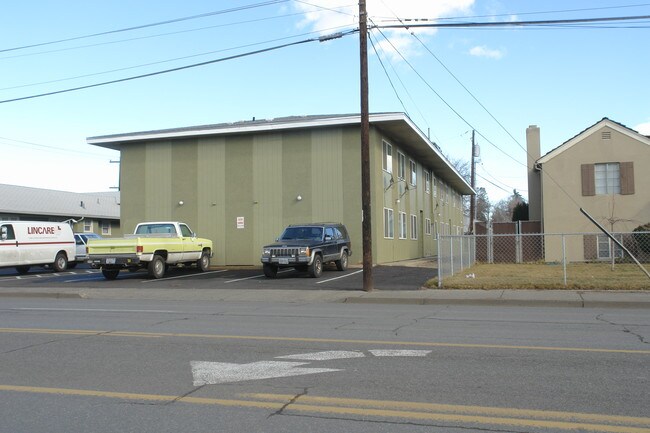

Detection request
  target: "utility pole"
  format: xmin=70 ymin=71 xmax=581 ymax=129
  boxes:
xmin=469 ymin=130 xmax=476 ymax=234
xmin=359 ymin=0 xmax=373 ymax=291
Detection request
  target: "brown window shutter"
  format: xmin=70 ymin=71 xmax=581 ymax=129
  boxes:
xmin=620 ymin=162 xmax=635 ymax=195
xmin=581 ymin=164 xmax=595 ymax=196
xmin=583 ymin=235 xmax=597 ymax=261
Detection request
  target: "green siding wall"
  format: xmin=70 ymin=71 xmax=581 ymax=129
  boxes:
xmin=117 ymin=125 xmax=464 ymax=266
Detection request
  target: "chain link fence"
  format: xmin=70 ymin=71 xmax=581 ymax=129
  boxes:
xmin=436 ymin=231 xmax=650 ymax=289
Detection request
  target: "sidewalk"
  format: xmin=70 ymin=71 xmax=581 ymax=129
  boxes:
xmin=1 ymin=285 xmax=649 ymax=308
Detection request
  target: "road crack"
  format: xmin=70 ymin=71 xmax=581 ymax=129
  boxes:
xmin=268 ymin=387 xmax=309 ymax=418
xmin=596 ymin=314 xmax=648 ymax=345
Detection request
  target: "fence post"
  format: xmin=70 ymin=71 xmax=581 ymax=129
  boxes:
xmin=460 ymin=236 xmax=464 ymax=271
xmin=437 ymin=234 xmax=443 ymax=288
xmin=450 ymin=236 xmax=454 ymax=276
xmin=562 ymin=234 xmax=567 ymax=287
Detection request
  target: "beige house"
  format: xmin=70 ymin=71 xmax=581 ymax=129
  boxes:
xmin=527 ymin=118 xmax=650 ymax=261
xmin=88 ymin=113 xmax=472 ymax=266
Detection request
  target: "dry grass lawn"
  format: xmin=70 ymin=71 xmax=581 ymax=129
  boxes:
xmin=426 ymin=262 xmax=650 ymax=290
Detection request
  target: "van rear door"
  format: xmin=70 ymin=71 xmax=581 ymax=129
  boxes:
xmin=0 ymin=224 xmax=19 ymax=266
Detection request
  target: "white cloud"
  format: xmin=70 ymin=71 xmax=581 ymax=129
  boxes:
xmin=293 ymin=0 xmax=475 ymax=59
xmin=635 ymin=121 xmax=650 ymax=135
xmin=469 ymin=45 xmax=505 ymax=59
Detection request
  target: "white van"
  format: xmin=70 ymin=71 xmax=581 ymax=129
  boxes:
xmin=0 ymin=221 xmax=76 ymax=274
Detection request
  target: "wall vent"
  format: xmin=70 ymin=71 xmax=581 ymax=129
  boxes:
xmin=601 ymin=131 xmax=612 ymax=140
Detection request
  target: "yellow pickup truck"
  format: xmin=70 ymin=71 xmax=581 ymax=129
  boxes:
xmin=87 ymin=221 xmax=213 ymax=280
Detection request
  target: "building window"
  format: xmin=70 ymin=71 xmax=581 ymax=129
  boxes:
xmin=425 ymin=218 xmax=431 ymax=235
xmin=382 ymin=141 xmax=392 ymax=173
xmin=595 ymin=163 xmax=620 ymax=195
xmin=398 ymin=212 xmax=407 ymax=239
xmin=410 ymin=160 xmax=417 ymax=186
xmin=83 ymin=220 xmax=93 ymax=233
xmin=433 ymin=177 xmax=437 ymax=197
xmin=598 ymin=235 xmax=623 ymax=260
xmin=397 ymin=152 xmax=406 ymax=180
xmin=410 ymin=214 xmax=417 ymax=239
xmin=101 ymin=221 xmax=111 ymax=236
xmin=383 ymin=208 xmax=394 ymax=238
xmin=433 ymin=221 xmax=438 ymax=239
xmin=424 ymin=171 xmax=430 ymax=194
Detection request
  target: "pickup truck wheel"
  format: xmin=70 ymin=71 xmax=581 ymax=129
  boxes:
xmin=52 ymin=252 xmax=68 ymax=272
xmin=102 ymin=269 xmax=120 ymax=280
xmin=197 ymin=252 xmax=210 ymax=272
xmin=308 ymin=254 xmax=323 ymax=278
xmin=263 ymin=263 xmax=278 ymax=278
xmin=148 ymin=255 xmax=166 ymax=279
xmin=335 ymin=250 xmax=348 ymax=271
xmin=16 ymin=266 xmax=30 ymax=275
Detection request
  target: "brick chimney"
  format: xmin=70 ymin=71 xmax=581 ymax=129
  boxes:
xmin=526 ymin=125 xmax=542 ymax=222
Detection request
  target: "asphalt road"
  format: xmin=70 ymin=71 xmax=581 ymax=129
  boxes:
xmin=1 ymin=297 xmax=649 ymax=432
xmin=0 ymin=262 xmax=435 ymax=291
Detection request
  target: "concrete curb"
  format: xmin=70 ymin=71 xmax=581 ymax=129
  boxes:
xmin=0 ymin=292 xmax=83 ymax=299
xmin=1 ymin=287 xmax=649 ymax=308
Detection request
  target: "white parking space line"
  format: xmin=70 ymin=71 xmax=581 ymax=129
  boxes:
xmin=64 ymin=276 xmax=109 ymax=283
xmin=224 ymin=269 xmax=293 ymax=283
xmin=141 ymin=269 xmax=228 ymax=283
xmin=315 ymin=269 xmax=363 ymax=284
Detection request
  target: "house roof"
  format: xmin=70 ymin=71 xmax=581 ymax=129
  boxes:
xmin=0 ymin=184 xmax=120 ymax=220
xmin=87 ymin=112 xmax=474 ymax=195
xmin=537 ymin=117 xmax=650 ymax=164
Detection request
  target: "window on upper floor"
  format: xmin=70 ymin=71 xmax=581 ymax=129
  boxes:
xmin=397 ymin=152 xmax=406 ymax=180
xmin=581 ymin=162 xmax=634 ymax=196
xmin=410 ymin=160 xmax=417 ymax=186
xmin=595 ymin=163 xmax=620 ymax=194
xmin=382 ymin=141 xmax=392 ymax=173
xmin=424 ymin=170 xmax=430 ymax=194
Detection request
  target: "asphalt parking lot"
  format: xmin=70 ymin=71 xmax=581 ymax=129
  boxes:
xmin=0 ymin=263 xmax=436 ymax=291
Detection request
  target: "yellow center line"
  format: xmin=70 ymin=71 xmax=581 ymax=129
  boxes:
xmin=1 ymin=327 xmax=649 ymax=354
xmin=1 ymin=385 xmax=648 ymax=433
xmin=241 ymin=393 xmax=650 ymax=426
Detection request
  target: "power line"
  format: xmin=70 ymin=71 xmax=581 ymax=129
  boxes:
xmin=0 ymin=33 xmax=353 ymax=104
xmin=0 ymin=0 xmax=291 ymax=54
xmin=0 ymin=10 xmax=314 ymax=62
xmin=0 ymin=136 xmax=116 ymax=158
xmin=374 ymin=14 xmax=650 ymax=30
xmin=371 ymin=26 xmax=525 ymax=168
xmin=374 ymin=3 xmax=650 ymax=22
xmin=1 ymin=23 xmax=356 ymax=92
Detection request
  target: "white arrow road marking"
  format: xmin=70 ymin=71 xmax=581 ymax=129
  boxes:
xmin=190 ymin=361 xmax=341 ymax=385
xmin=369 ymin=350 xmax=432 ymax=357
xmin=276 ymin=351 xmax=365 ymax=361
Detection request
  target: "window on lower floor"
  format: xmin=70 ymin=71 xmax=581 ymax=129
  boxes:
xmin=100 ymin=221 xmax=111 ymax=236
xmin=598 ymin=235 xmax=623 ymax=260
xmin=383 ymin=208 xmax=394 ymax=239
xmin=410 ymin=214 xmax=417 ymax=239
xmin=398 ymin=212 xmax=407 ymax=239
xmin=83 ymin=220 xmax=93 ymax=233
xmin=425 ymin=218 xmax=431 ymax=235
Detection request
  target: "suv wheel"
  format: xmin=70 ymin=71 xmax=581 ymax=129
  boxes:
xmin=335 ymin=250 xmax=348 ymax=271
xmin=308 ymin=254 xmax=323 ymax=278
xmin=263 ymin=263 xmax=278 ymax=278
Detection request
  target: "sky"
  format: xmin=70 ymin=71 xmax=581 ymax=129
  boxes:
xmin=1 ymin=0 xmax=649 ymax=205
